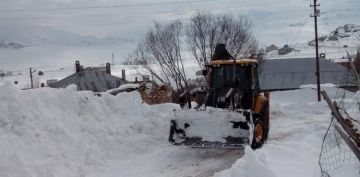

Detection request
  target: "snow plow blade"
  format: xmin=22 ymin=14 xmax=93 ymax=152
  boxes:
xmin=180 ymin=137 xmax=247 ymax=149
xmin=168 ymin=109 xmax=251 ymax=149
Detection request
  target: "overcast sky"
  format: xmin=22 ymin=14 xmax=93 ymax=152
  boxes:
xmin=0 ymin=0 xmax=218 ymax=38
xmin=0 ymin=0 xmax=358 ymax=70
xmin=0 ymin=0 xmax=358 ymax=41
xmin=0 ymin=0 xmax=307 ymax=38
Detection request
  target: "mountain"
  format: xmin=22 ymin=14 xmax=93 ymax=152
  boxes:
xmin=0 ymin=41 xmax=25 ymax=49
xmin=310 ymin=24 xmax=360 ymax=47
xmin=0 ymin=26 xmax=105 ymax=47
xmin=265 ymin=24 xmax=360 ymax=59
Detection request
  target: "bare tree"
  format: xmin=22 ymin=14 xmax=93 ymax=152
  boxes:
xmin=186 ymin=13 xmax=216 ymax=70
xmin=129 ymin=43 xmax=168 ymax=84
xmin=216 ymin=15 xmax=258 ymax=58
xmin=186 ymin=12 xmax=258 ymax=70
xmin=130 ymin=13 xmax=258 ymax=91
xmin=131 ymin=21 xmax=188 ymax=91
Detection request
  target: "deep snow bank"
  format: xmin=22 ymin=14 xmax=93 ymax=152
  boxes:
xmin=215 ymin=87 xmax=359 ymax=177
xmin=0 ymin=83 xmax=177 ymax=177
xmin=213 ymin=146 xmax=277 ymax=177
xmin=1 ymin=83 xmax=358 ymax=177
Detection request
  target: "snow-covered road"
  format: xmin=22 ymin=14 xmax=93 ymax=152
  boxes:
xmin=0 ymin=83 xmax=358 ymax=177
xmin=103 ymin=148 xmax=243 ymax=177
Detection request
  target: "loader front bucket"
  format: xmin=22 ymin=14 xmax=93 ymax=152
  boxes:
xmin=168 ymin=108 xmax=251 ymax=149
xmin=182 ymin=137 xmax=247 ymax=149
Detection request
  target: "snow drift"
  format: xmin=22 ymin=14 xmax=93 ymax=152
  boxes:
xmin=0 ymin=82 xmax=177 ymax=177
xmin=1 ymin=82 xmax=358 ymax=177
xmin=214 ymin=146 xmax=277 ymax=177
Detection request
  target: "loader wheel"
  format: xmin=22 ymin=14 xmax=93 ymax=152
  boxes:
xmin=254 ymin=123 xmax=264 ymax=142
xmin=251 ymin=121 xmax=265 ymax=149
xmin=251 ymin=112 xmax=269 ymax=149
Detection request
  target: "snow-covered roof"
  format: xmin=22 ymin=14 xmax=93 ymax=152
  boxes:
xmin=49 ymin=68 xmax=126 ymax=92
xmin=106 ymin=83 xmax=140 ymax=95
xmin=259 ymin=58 xmax=355 ymax=91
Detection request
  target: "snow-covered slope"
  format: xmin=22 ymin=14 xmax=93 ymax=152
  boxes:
xmin=265 ymin=24 xmax=359 ymax=59
xmin=0 ymin=26 xmax=104 ymax=47
xmin=309 ymin=24 xmax=360 ymax=48
xmin=0 ymin=26 xmax=134 ymax=49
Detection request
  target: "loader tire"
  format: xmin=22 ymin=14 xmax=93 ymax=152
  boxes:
xmin=251 ymin=105 xmax=270 ymax=149
xmin=251 ymin=120 xmax=266 ymax=149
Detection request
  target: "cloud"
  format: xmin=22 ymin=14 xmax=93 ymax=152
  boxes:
xmin=0 ymin=0 xmax=358 ymax=42
xmin=0 ymin=0 xmax=201 ymax=37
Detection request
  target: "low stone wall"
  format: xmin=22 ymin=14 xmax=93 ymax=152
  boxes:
xmin=139 ymin=85 xmax=173 ymax=105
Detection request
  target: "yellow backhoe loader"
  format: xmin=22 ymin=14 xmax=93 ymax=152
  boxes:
xmin=168 ymin=45 xmax=270 ymax=149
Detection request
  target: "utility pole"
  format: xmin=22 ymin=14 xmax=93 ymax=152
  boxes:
xmin=112 ymin=53 xmax=115 ymax=66
xmin=29 ymin=68 xmax=34 ymax=89
xmin=311 ymin=0 xmax=321 ymax=101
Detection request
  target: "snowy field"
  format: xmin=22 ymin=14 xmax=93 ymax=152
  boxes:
xmin=0 ymin=82 xmax=359 ymax=177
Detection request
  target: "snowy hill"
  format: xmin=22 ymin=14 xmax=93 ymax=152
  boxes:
xmin=0 ymin=26 xmax=120 ymax=47
xmin=265 ymin=24 xmax=360 ymax=59
xmin=309 ymin=24 xmax=360 ymax=48
xmin=0 ymin=25 xmax=137 ymax=70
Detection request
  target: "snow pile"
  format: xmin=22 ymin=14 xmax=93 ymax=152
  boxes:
xmin=214 ymin=146 xmax=277 ymax=177
xmin=332 ymin=164 xmax=360 ymax=177
xmin=0 ymin=82 xmax=177 ymax=177
xmin=215 ymin=87 xmax=359 ymax=177
xmin=173 ymin=108 xmax=249 ymax=142
xmin=344 ymin=91 xmax=360 ymax=133
xmin=1 ymin=82 xmax=359 ymax=177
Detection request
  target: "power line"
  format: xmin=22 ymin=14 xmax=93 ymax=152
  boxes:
xmin=0 ymin=1 xmax=291 ymax=21
xmin=0 ymin=8 xmax=198 ymax=21
xmin=0 ymin=1 xmax=355 ymax=32
xmin=0 ymin=21 xmax=145 ymax=29
xmin=0 ymin=0 xmax=215 ymax=13
xmin=291 ymin=11 xmax=313 ymax=43
xmin=0 ymin=1 xmax=291 ymax=28
xmin=0 ymin=2 xmax=251 ymax=28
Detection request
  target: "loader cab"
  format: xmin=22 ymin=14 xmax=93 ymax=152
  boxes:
xmin=207 ymin=59 xmax=260 ymax=110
